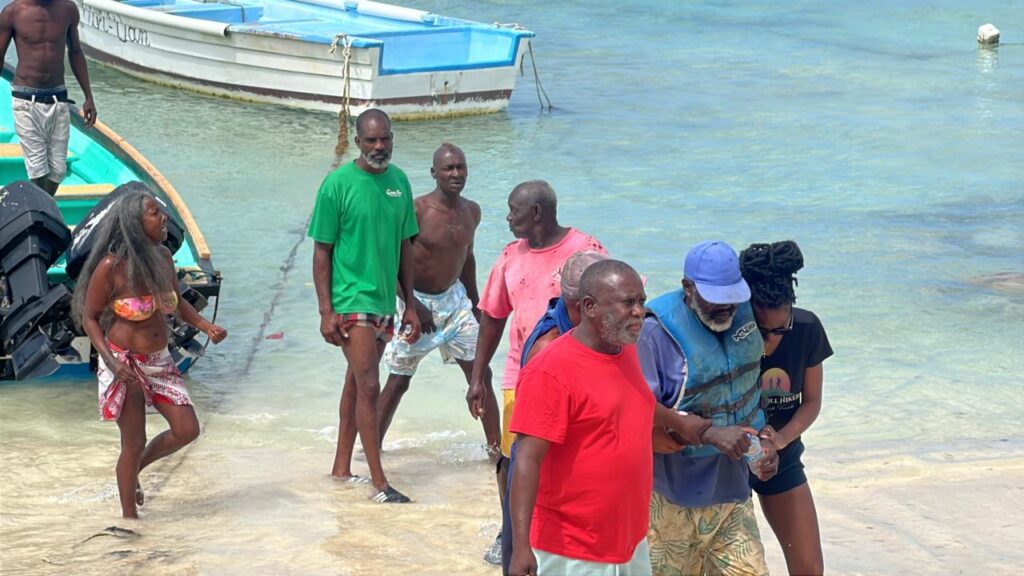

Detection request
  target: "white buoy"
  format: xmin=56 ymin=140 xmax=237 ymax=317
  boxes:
xmin=978 ymin=23 xmax=1000 ymax=45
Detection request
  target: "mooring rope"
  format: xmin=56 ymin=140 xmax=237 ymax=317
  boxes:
xmin=496 ymin=23 xmax=553 ymax=113
xmin=526 ymin=39 xmax=553 ymax=112
xmin=329 ymin=33 xmax=353 ymax=167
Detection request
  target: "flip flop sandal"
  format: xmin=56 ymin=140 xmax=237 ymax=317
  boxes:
xmin=483 ymin=531 xmax=502 ymax=565
xmin=371 ymin=486 xmax=411 ymax=504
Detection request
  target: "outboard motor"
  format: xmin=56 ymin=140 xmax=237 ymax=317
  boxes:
xmin=0 ymin=181 xmax=73 ymax=380
xmin=65 ymin=181 xmax=184 ymax=281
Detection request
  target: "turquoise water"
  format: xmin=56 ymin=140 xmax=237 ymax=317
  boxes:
xmin=2 ymin=1 xmax=1023 ymax=573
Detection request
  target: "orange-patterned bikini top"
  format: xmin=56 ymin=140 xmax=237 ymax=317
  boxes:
xmin=112 ymin=291 xmax=179 ymax=321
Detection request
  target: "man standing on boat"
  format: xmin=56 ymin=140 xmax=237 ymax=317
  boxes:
xmin=0 ymin=0 xmax=97 ymax=195
xmin=377 ymin=142 xmax=502 ymax=468
xmin=309 ymin=109 xmax=421 ymax=504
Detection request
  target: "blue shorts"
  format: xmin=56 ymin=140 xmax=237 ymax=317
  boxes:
xmin=751 ymin=437 xmax=807 ymax=496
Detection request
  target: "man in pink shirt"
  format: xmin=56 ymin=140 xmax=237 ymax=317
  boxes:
xmin=467 ymin=179 xmax=605 ymax=564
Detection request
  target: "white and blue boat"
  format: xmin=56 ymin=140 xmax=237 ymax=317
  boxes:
xmin=75 ymin=0 xmax=535 ymax=118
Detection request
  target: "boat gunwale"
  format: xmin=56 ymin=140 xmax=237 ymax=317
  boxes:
xmin=82 ymin=0 xmax=229 ymax=38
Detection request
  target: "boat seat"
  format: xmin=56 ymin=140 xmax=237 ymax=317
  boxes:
xmin=0 ymin=143 xmax=25 ymax=157
xmin=0 ymin=142 xmax=77 ymax=161
xmin=56 ymin=183 xmax=116 ymax=197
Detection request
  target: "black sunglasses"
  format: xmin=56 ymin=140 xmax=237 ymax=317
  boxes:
xmin=758 ymin=311 xmax=794 ymax=338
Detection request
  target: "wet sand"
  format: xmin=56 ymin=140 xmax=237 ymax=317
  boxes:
xmin=3 ymin=396 xmax=1021 ymax=576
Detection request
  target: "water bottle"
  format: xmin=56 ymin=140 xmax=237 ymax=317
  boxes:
xmin=744 ymin=433 xmax=764 ymax=473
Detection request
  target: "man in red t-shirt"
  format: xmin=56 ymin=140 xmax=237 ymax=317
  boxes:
xmin=508 ymin=260 xmax=654 ymax=576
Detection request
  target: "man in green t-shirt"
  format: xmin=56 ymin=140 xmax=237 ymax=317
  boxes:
xmin=309 ymin=109 xmax=421 ymax=504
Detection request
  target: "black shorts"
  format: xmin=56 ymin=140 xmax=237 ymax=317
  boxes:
xmin=751 ymin=437 xmax=807 ymax=496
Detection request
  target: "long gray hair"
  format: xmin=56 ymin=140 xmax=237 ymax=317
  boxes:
xmin=71 ymin=191 xmax=175 ymax=330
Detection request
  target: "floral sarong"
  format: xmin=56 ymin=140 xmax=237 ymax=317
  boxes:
xmin=97 ymin=341 xmax=191 ymax=421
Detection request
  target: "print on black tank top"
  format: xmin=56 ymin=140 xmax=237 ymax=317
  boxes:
xmin=758 ymin=308 xmax=833 ymax=432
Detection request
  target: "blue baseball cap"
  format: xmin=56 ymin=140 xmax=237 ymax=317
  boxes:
xmin=683 ymin=240 xmax=751 ymax=304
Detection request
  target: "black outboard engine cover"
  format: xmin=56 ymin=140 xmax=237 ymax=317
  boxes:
xmin=0 ymin=181 xmax=73 ymax=379
xmin=65 ymin=181 xmax=185 ymax=281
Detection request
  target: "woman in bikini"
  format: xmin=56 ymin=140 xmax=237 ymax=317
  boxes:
xmin=740 ymin=240 xmax=833 ymax=576
xmin=72 ymin=190 xmax=226 ymax=519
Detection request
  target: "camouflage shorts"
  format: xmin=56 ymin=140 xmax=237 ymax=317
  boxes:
xmin=648 ymin=492 xmax=769 ymax=576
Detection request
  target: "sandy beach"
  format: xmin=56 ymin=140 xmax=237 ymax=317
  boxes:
xmin=2 ymin=399 xmax=1021 ymax=576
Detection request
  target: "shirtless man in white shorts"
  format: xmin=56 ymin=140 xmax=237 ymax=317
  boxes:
xmin=0 ymin=0 xmax=97 ymax=195
xmin=378 ymin=143 xmax=501 ymax=462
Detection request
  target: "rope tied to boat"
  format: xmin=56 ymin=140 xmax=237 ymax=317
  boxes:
xmin=495 ymin=23 xmax=552 ymax=112
xmin=526 ymin=39 xmax=553 ymax=112
xmin=329 ymin=33 xmax=353 ymax=166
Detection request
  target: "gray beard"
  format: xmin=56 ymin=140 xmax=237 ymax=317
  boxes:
xmin=687 ymin=296 xmax=735 ymax=333
xmin=362 ymin=153 xmax=390 ymax=170
xmin=598 ymin=312 xmax=640 ymax=346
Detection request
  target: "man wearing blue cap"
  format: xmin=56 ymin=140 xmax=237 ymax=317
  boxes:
xmin=638 ymin=240 xmax=779 ymax=576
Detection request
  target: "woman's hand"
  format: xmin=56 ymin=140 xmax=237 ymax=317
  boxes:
xmin=759 ymin=424 xmax=787 ymax=451
xmin=110 ymin=361 xmax=140 ymax=386
xmin=204 ymin=323 xmax=228 ymax=344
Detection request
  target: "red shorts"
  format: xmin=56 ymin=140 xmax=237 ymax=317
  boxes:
xmin=339 ymin=313 xmax=395 ymax=343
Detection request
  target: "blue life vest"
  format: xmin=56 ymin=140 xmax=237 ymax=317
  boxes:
xmin=520 ymin=297 xmax=574 ymax=366
xmin=646 ymin=289 xmax=765 ymax=458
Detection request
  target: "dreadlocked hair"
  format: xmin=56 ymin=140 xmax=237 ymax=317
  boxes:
xmin=739 ymin=240 xmax=804 ymax=309
xmin=71 ymin=191 xmax=176 ymax=331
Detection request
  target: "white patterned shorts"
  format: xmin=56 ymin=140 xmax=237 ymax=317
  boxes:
xmin=384 ymin=280 xmax=478 ymax=376
xmin=11 ymin=93 xmax=71 ymax=182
